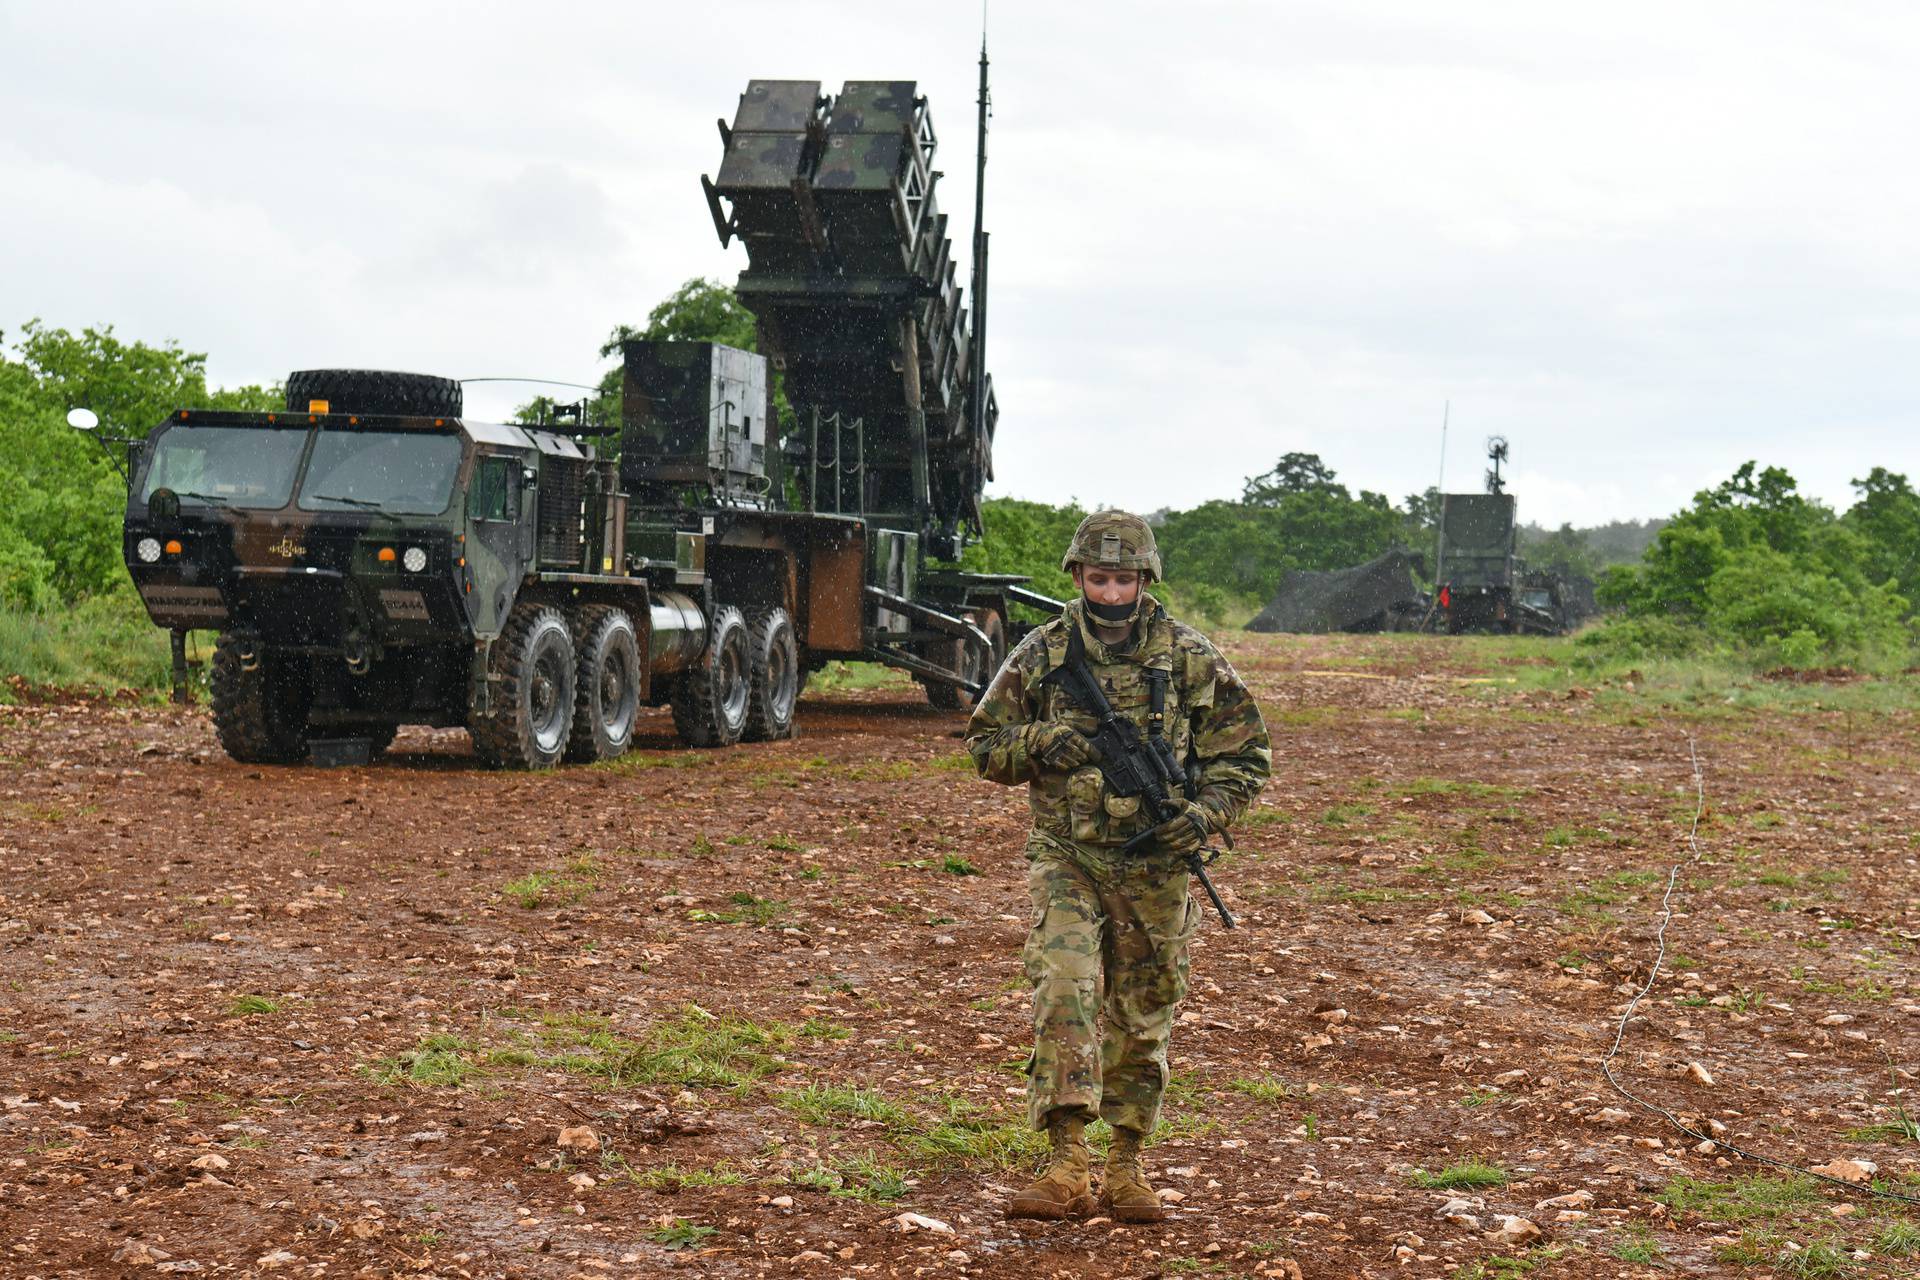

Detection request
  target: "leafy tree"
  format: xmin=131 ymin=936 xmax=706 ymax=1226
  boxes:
xmin=0 ymin=322 xmax=276 ymax=606
xmin=1519 ymin=522 xmax=1600 ymax=579
xmin=1843 ymin=467 xmax=1920 ymax=606
xmin=1241 ymin=452 xmax=1344 ymax=506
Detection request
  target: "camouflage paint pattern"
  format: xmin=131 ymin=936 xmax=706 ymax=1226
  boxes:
xmin=1058 ymin=509 xmax=1163 ymax=580
xmin=1022 ymin=829 xmax=1199 ymax=1132
xmin=967 ymin=597 xmax=1271 ymax=1131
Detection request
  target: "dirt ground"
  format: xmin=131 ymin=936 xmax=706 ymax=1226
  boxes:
xmin=3 ymin=632 xmax=1917 ymax=1280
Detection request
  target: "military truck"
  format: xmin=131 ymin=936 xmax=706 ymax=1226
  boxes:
xmin=106 ymin=68 xmax=1057 ymax=769
xmin=1433 ymin=491 xmax=1520 ymax=633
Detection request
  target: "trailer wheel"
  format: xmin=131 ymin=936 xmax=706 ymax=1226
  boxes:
xmin=210 ymin=635 xmax=311 ymax=764
xmin=671 ymin=603 xmax=750 ymax=747
xmin=567 ymin=606 xmax=641 ymax=762
xmin=285 ymin=368 xmax=463 ymax=418
xmin=742 ymin=606 xmax=799 ymax=742
xmin=923 ymin=608 xmax=1003 ymax=710
xmin=470 ymin=605 xmax=576 ymax=769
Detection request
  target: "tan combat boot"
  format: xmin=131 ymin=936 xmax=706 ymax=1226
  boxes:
xmin=1099 ymin=1126 xmax=1166 ymax=1223
xmin=1007 ymin=1113 xmax=1096 ymax=1220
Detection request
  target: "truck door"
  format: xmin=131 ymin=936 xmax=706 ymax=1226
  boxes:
xmin=465 ymin=451 xmax=532 ymax=637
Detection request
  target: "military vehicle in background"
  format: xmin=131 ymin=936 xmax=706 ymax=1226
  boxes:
xmin=101 ymin=59 xmax=1057 ymax=769
xmin=1245 ymin=548 xmax=1429 ymax=634
xmin=1429 ymin=438 xmax=1587 ymax=635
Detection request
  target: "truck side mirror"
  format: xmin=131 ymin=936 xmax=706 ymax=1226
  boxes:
xmin=67 ymin=408 xmax=100 ymax=431
xmin=521 ymin=466 xmax=538 ymax=487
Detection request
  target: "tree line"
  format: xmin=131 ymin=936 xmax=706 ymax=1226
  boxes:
xmin=4 ymin=281 xmax=1916 ymax=674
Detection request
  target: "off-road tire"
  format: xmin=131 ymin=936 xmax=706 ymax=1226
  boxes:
xmin=671 ymin=603 xmax=750 ymax=748
xmin=469 ymin=605 xmax=576 ymax=769
xmin=741 ymin=606 xmax=800 ymax=742
xmin=209 ymin=635 xmax=311 ymax=764
xmin=285 ymin=369 xmax=464 ymax=418
xmin=566 ymin=606 xmax=641 ymax=762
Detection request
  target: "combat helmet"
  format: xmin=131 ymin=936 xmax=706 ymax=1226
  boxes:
xmin=1061 ymin=510 xmax=1162 ymax=580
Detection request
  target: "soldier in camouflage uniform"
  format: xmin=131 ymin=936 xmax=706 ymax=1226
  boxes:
xmin=965 ymin=511 xmax=1271 ymax=1222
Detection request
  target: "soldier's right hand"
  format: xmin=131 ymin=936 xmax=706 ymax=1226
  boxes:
xmin=1027 ymin=722 xmax=1101 ymax=771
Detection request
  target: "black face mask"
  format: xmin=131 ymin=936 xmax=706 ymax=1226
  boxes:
xmin=1085 ymin=596 xmax=1140 ymax=624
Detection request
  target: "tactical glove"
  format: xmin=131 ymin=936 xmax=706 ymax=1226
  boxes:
xmin=1146 ymin=799 xmax=1213 ymax=854
xmin=1026 ymin=722 xmax=1101 ymax=772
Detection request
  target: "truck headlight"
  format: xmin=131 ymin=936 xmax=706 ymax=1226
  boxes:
xmin=403 ymin=547 xmax=427 ymax=573
xmin=136 ymin=537 xmax=162 ymax=563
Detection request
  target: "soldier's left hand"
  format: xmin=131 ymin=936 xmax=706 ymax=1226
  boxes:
xmin=1148 ymin=800 xmax=1211 ymax=854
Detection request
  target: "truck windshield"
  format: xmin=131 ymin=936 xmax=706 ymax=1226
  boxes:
xmin=141 ymin=425 xmax=309 ymax=509
xmin=297 ymin=431 xmax=463 ymax=516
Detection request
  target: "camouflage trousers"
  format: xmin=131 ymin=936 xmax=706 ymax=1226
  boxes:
xmin=1022 ymin=831 xmax=1201 ymax=1135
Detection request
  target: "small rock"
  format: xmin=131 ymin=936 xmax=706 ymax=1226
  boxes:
xmin=892 ymin=1212 xmax=953 ymax=1233
xmin=189 ymin=1153 xmax=231 ymax=1171
xmin=1491 ymin=1069 xmax=1529 ymax=1087
xmin=255 ymin=1251 xmax=299 ymax=1270
xmin=155 ymin=1264 xmax=203 ymax=1275
xmin=568 ymin=1173 xmax=596 ymax=1190
xmin=1584 ymin=1107 xmax=1631 ymax=1125
xmin=1462 ymin=909 xmax=1496 ymax=926
xmin=1533 ymin=1190 xmax=1593 ymax=1211
xmin=556 ymin=1125 xmax=600 ymax=1152
xmin=1683 ymin=1061 xmax=1715 ymax=1086
xmin=1312 ymin=1008 xmax=1349 ymax=1024
xmin=1817 ymin=1013 xmax=1854 ymax=1026
xmin=406 ymin=1130 xmax=447 ymax=1146
xmin=793 ymin=1250 xmax=829 ymax=1263
xmin=768 ymin=1195 xmax=794 ymax=1210
xmin=1810 ymin=1158 xmax=1875 ymax=1183
xmin=1301 ymin=1034 xmax=1333 ymax=1052
xmin=1294 ymin=1209 xmax=1328 ymax=1223
xmin=1484 ymin=1215 xmax=1541 ymax=1246
xmin=1159 ymin=1188 xmax=1189 ymax=1203
xmin=945 ymin=1251 xmax=971 ymax=1265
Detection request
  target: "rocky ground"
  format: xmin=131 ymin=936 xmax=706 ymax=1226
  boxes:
xmin=2 ymin=633 xmax=1917 ymax=1279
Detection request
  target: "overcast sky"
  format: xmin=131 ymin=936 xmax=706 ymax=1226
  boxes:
xmin=4 ymin=1 xmax=1917 ymax=527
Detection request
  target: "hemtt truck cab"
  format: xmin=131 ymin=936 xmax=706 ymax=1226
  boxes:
xmin=122 ymin=368 xmax=671 ymax=768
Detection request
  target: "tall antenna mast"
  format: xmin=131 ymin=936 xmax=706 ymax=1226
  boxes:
xmin=969 ymin=25 xmax=991 ymax=447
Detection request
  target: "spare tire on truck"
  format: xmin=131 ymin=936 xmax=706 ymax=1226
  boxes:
xmin=285 ymin=369 xmax=464 ymax=418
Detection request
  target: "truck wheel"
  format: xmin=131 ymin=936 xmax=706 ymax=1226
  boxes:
xmin=210 ymin=635 xmax=311 ymax=764
xmin=567 ymin=606 xmax=641 ymax=762
xmin=742 ymin=606 xmax=799 ymax=742
xmin=470 ymin=605 xmax=576 ymax=769
xmin=285 ymin=369 xmax=464 ymax=418
xmin=671 ymin=604 xmax=750 ymax=748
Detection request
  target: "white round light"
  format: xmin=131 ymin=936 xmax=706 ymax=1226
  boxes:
xmin=136 ymin=537 xmax=162 ymax=563
xmin=402 ymin=546 xmax=427 ymax=573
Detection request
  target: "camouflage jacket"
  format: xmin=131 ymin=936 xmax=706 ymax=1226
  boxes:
xmin=965 ymin=596 xmax=1271 ymax=848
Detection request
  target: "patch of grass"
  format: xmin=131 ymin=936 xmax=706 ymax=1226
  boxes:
xmin=1452 ymin=1243 xmax=1577 ymax=1279
xmin=1460 ymin=1087 xmax=1501 ymax=1109
xmin=940 ymin=854 xmax=980 ymax=876
xmin=500 ymin=867 xmax=594 ymax=909
xmin=229 ymin=994 xmax=280 ymax=1016
xmin=1319 ymin=802 xmax=1374 ymax=827
xmin=779 ymin=1085 xmax=914 ymax=1128
xmin=1393 ymin=777 xmax=1528 ymax=801
xmin=644 ymin=1219 xmax=716 ymax=1250
xmin=1776 ymin=1241 xmax=1861 ymax=1278
xmin=367 ymin=1034 xmax=478 ymax=1087
xmin=1227 ymin=1075 xmax=1296 ymax=1103
xmin=1873 ymin=1218 xmax=1920 ymax=1256
xmin=1608 ymin=1224 xmax=1661 ymax=1264
xmin=629 ymin=1163 xmax=742 ymax=1191
xmin=791 ymin=1156 xmax=911 ymax=1202
xmin=799 ymin=1017 xmax=849 ymax=1040
xmin=1656 ymin=1173 xmax=1823 ymax=1220
xmin=764 ymin=834 xmax=804 ymax=852
xmin=1411 ymin=1159 xmax=1508 ymax=1190
xmin=605 ymin=1006 xmax=794 ymax=1089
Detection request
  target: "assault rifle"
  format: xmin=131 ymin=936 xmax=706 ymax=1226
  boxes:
xmin=1040 ymin=626 xmax=1236 ymax=928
